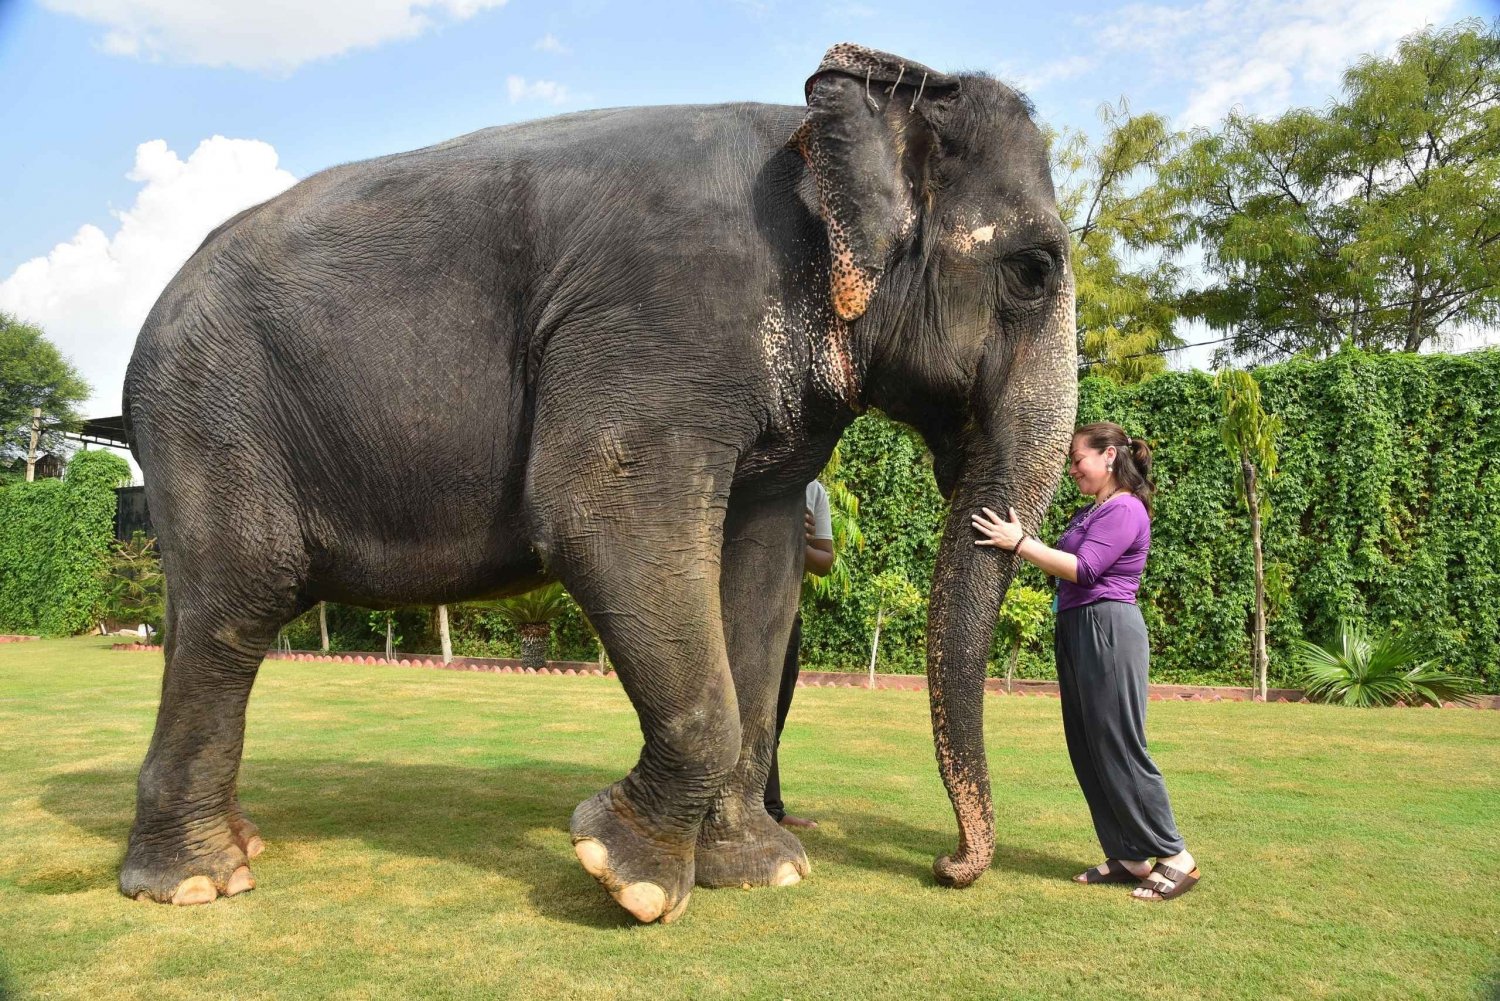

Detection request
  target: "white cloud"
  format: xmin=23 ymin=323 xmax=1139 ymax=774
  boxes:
xmin=42 ymin=0 xmax=509 ymax=73
xmin=533 ymin=32 xmax=569 ymax=54
xmin=997 ymin=54 xmax=1096 ymax=94
xmin=1094 ymin=0 xmax=1460 ymax=126
xmin=506 ymin=75 xmax=570 ymax=104
xmin=0 ymin=137 xmax=297 ymax=415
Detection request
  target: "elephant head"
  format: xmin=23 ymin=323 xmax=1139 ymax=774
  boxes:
xmin=795 ymin=45 xmax=1077 ymax=886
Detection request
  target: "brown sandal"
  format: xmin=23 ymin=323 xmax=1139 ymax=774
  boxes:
xmin=1074 ymin=859 xmax=1145 ymax=884
xmin=1132 ymin=862 xmax=1200 ymax=901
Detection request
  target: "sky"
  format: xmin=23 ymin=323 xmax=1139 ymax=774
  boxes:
xmin=2 ymin=0 xmax=1496 ymax=432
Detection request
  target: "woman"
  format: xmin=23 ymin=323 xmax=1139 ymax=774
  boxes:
xmin=971 ymin=421 xmax=1199 ymax=901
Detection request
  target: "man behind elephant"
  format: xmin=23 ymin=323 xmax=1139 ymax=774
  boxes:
xmin=764 ymin=480 xmax=834 ymax=829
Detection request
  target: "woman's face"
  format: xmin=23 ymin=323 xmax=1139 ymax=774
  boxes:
xmin=1068 ymin=435 xmax=1116 ymax=497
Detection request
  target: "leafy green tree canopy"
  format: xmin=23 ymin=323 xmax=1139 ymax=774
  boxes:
xmin=1167 ymin=19 xmax=1500 ymax=361
xmin=1053 ymin=100 xmax=1186 ymax=383
xmin=1 ymin=313 xmax=91 ymax=474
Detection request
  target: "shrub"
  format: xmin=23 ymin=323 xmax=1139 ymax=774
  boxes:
xmin=1293 ymin=620 xmax=1479 ymax=707
xmin=803 ymin=348 xmax=1500 ymax=691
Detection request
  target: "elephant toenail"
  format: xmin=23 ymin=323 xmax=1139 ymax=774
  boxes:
xmin=661 ymin=892 xmax=691 ymax=924
xmin=573 ymin=838 xmax=609 ymax=878
xmin=225 ymin=866 xmax=255 ymax=896
xmin=170 ymin=876 xmax=218 ymax=905
xmin=614 ymin=881 xmax=667 ymax=923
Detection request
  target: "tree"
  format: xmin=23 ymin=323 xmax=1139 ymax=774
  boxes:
xmin=1 ymin=313 xmax=90 ymax=477
xmin=1168 ymin=20 xmax=1500 ymax=361
xmin=993 ymin=585 xmax=1051 ymax=692
xmin=367 ymin=609 xmax=402 ymax=660
xmin=1054 ymin=101 xmax=1186 ymax=382
xmin=1215 ymin=368 xmax=1281 ymax=699
xmin=95 ymin=531 xmax=166 ymax=637
xmin=864 ymin=569 xmax=924 ymax=687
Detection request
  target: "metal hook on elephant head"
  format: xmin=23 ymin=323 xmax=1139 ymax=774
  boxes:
xmin=864 ymin=69 xmax=881 ymax=112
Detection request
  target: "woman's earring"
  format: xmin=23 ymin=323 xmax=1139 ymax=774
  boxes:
xmin=1106 ymin=463 xmax=1114 ymax=472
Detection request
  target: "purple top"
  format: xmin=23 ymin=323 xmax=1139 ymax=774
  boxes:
xmin=1054 ymin=493 xmax=1151 ymax=612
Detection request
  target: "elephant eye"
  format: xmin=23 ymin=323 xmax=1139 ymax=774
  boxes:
xmin=1005 ymin=249 xmax=1057 ymax=301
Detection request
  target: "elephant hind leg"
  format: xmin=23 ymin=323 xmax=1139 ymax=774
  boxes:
xmin=121 ymin=531 xmax=306 ymax=906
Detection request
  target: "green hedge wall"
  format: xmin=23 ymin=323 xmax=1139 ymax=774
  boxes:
xmin=801 ymin=348 xmax=1500 ymax=691
xmin=250 ymin=348 xmax=1500 ymax=693
xmin=0 ymin=450 xmax=131 ymax=635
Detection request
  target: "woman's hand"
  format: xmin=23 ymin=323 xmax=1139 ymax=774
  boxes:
xmin=972 ymin=506 xmax=1025 ymax=551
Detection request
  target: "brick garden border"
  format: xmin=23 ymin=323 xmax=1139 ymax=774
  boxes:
xmin=107 ymin=644 xmax=1500 ymax=709
xmin=0 ymin=635 xmax=41 ymax=643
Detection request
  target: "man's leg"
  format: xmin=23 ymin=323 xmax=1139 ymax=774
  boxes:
xmin=765 ymin=613 xmax=817 ymax=828
xmin=762 ymin=613 xmax=802 ymax=821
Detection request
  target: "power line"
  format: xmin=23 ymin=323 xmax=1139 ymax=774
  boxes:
xmin=1077 ymin=334 xmax=1237 ymax=369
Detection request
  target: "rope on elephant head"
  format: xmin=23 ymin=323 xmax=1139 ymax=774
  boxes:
xmin=864 ymin=69 xmax=881 ymax=112
xmin=911 ymin=73 xmax=928 ymax=111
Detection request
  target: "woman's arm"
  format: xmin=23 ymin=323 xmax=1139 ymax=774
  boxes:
xmin=971 ymin=506 xmax=1080 ymax=582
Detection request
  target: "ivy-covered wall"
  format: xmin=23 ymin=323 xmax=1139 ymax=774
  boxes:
xmin=0 ymin=450 xmax=131 ymax=635
xmin=95 ymin=349 xmax=1497 ymax=692
xmin=802 ymin=348 xmax=1500 ymax=691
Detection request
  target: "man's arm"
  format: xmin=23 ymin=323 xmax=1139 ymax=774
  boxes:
xmin=804 ymin=511 xmax=834 ymax=577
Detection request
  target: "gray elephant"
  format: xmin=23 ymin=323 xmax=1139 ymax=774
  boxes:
xmin=121 ymin=43 xmax=1076 ymax=923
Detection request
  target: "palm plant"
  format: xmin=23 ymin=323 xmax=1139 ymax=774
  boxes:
xmin=494 ymin=583 xmax=570 ymax=670
xmin=1293 ymin=620 xmax=1478 ymax=707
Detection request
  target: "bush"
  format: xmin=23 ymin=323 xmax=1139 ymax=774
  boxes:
xmin=280 ymin=589 xmax=603 ymax=663
xmin=1294 ymin=620 xmax=1479 ymax=707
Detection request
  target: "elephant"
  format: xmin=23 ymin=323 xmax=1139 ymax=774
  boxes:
xmin=120 ymin=42 xmax=1077 ymax=924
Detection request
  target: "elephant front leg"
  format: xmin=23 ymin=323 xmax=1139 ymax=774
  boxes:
xmin=694 ymin=489 xmax=811 ymax=890
xmin=533 ymin=433 xmax=743 ymax=924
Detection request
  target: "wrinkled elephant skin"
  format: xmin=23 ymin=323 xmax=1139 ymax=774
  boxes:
xmin=121 ymin=43 xmax=1077 ymax=922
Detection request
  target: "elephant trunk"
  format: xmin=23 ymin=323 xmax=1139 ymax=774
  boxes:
xmin=925 ymin=465 xmax=1007 ymax=887
xmin=927 ymin=287 xmax=1077 ymax=888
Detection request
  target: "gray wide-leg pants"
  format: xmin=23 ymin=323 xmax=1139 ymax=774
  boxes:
xmin=1055 ymin=600 xmax=1185 ymax=861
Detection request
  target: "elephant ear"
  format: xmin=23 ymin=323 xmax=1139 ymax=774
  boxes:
xmin=793 ymin=43 xmax=959 ymax=321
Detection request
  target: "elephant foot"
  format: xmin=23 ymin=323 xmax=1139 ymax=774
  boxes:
xmin=694 ymin=802 xmax=810 ymax=889
xmin=570 ymin=785 xmax=695 ymax=924
xmin=121 ymin=816 xmax=258 ymax=905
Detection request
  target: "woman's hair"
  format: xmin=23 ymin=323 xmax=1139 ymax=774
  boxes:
xmin=1075 ymin=421 xmax=1156 ymax=516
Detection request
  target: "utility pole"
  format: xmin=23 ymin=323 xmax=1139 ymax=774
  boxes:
xmin=25 ymin=408 xmax=42 ymax=482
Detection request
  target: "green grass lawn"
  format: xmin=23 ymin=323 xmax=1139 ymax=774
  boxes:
xmin=1 ymin=635 xmax=1496 ymax=1001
